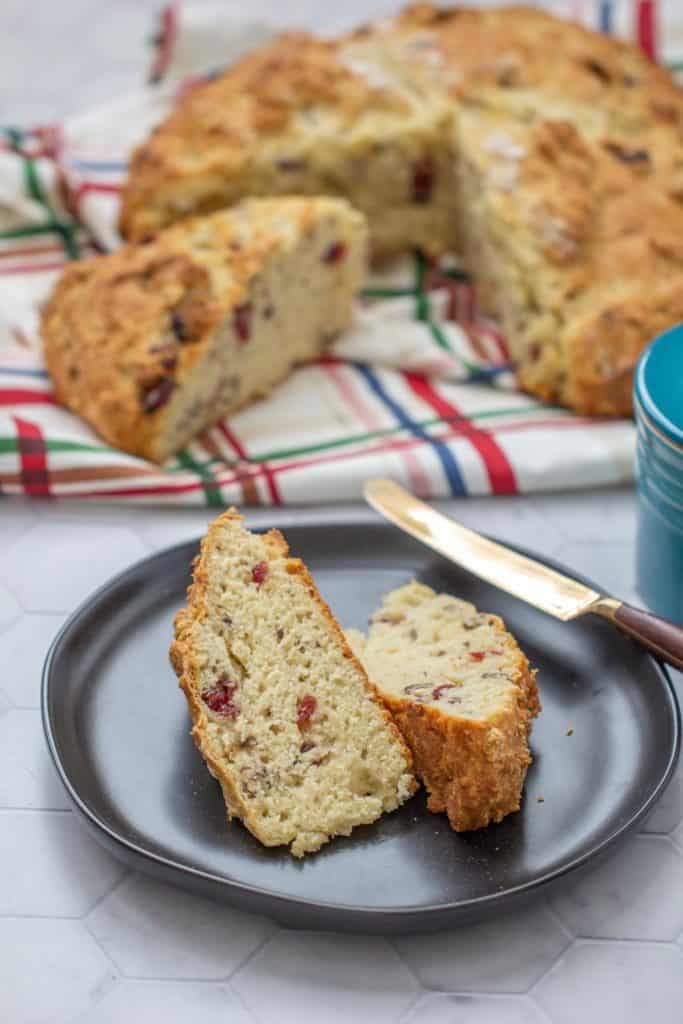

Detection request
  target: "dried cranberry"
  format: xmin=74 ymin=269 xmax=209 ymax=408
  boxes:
xmin=412 ymin=157 xmax=435 ymax=203
xmin=251 ymin=561 xmax=268 ymax=586
xmin=233 ymin=302 xmax=252 ymax=343
xmin=297 ymin=694 xmax=317 ymax=727
xmin=432 ymin=683 xmax=455 ymax=700
xmin=470 ymin=651 xmax=486 ymax=662
xmin=323 ymin=242 xmax=347 ymax=264
xmin=202 ymin=678 xmax=239 ymax=717
xmin=141 ymin=377 xmax=175 ymax=413
xmin=170 ymin=311 xmax=189 ymax=341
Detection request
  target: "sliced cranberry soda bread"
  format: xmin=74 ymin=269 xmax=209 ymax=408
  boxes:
xmin=42 ymin=197 xmax=367 ymax=463
xmin=170 ymin=510 xmax=417 ymax=857
xmin=346 ymin=581 xmax=540 ymax=832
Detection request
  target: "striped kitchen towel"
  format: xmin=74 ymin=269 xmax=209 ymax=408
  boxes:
xmin=0 ymin=1 xmax=673 ymax=506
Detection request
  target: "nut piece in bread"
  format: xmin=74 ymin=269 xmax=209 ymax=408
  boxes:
xmin=347 ymin=580 xmax=540 ymax=831
xmin=170 ymin=509 xmax=417 ymax=857
xmin=42 ymin=197 xmax=367 ymax=462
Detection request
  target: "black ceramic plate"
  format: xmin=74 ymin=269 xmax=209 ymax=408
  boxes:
xmin=42 ymin=513 xmax=680 ymax=933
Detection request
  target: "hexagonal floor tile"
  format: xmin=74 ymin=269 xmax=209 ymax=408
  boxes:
xmin=0 ymin=580 xmax=21 ymax=633
xmin=534 ymin=941 xmax=683 ymax=1024
xmin=0 ymin=811 xmax=124 ymax=916
xmin=0 ymin=522 xmax=146 ymax=612
xmin=86 ymin=874 xmax=274 ymax=979
xmin=643 ymin=761 xmax=683 ymax=835
xmin=533 ymin=488 xmax=636 ymax=545
xmin=550 ymin=539 xmax=638 ymax=603
xmin=549 ymin=835 xmax=683 ymax=940
xmin=673 ymin=818 xmax=683 ymax=854
xmin=0 ymin=709 xmax=70 ymax=809
xmin=435 ymin=496 xmax=564 ymax=560
xmin=76 ymin=980 xmax=252 ymax=1024
xmin=0 ymin=918 xmax=116 ymax=1024
xmin=0 ymin=612 xmax=66 ymax=708
xmin=394 ymin=904 xmax=569 ymax=993
xmin=232 ymin=931 xmax=418 ymax=1024
xmin=127 ymin=509 xmax=214 ymax=552
xmin=404 ymin=993 xmax=547 ymax=1024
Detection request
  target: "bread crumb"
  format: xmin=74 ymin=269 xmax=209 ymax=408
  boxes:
xmin=566 ymin=728 xmax=574 ymax=736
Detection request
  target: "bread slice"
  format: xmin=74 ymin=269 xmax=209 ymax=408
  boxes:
xmin=170 ymin=510 xmax=417 ymax=857
xmin=347 ymin=581 xmax=540 ymax=831
xmin=42 ymin=197 xmax=367 ymax=462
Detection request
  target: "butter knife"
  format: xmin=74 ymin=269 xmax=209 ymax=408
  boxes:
xmin=364 ymin=478 xmax=683 ymax=672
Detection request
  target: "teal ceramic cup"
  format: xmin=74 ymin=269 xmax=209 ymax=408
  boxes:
xmin=634 ymin=326 xmax=683 ymax=623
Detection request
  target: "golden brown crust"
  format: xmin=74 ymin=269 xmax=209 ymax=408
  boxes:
xmin=171 ymin=512 xmax=285 ymax=831
xmin=119 ymin=32 xmax=415 ymax=241
xmin=350 ymin=592 xmax=541 ymax=832
xmin=383 ymin=654 xmax=538 ymax=831
xmin=119 ymin=2 xmax=683 ymax=417
xmin=170 ymin=510 xmax=417 ymax=846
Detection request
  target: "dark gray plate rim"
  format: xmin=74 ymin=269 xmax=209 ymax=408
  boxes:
xmin=41 ymin=511 xmax=681 ymax=926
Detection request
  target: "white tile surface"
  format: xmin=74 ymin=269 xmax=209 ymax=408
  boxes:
xmin=233 ymin=931 xmax=418 ymax=1024
xmin=0 ymin=613 xmax=66 ymax=708
xmin=74 ymin=980 xmax=253 ymax=1024
xmin=0 ymin=810 xmax=124 ymax=916
xmin=551 ymin=539 xmax=639 ymax=603
xmin=550 ymin=835 xmax=683 ymax=940
xmin=395 ymin=905 xmax=569 ymax=993
xmin=86 ymin=874 xmax=274 ymax=979
xmin=0 ymin=501 xmax=36 ymax=553
xmin=434 ymin=495 xmax=564 ymax=558
xmin=404 ymin=993 xmax=547 ymax=1024
xmin=533 ymin=941 xmax=683 ymax=1024
xmin=0 ymin=709 xmax=71 ymax=809
xmin=533 ymin=488 xmax=637 ymax=545
xmin=0 ymin=580 xmax=21 ymax=632
xmin=642 ymin=762 xmax=683 ymax=834
xmin=0 ymin=918 xmax=116 ymax=1024
xmin=0 ymin=523 xmax=147 ymax=612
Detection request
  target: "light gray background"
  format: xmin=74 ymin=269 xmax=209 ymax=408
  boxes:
xmin=1 ymin=2 xmax=683 ymax=1022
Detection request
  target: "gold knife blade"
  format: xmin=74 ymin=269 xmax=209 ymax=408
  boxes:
xmin=363 ymin=478 xmax=613 ymax=622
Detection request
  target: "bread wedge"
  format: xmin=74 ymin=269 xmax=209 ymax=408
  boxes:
xmin=171 ymin=510 xmax=417 ymax=856
xmin=347 ymin=581 xmax=540 ymax=831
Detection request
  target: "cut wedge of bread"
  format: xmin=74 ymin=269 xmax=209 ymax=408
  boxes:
xmin=347 ymin=581 xmax=540 ymax=831
xmin=170 ymin=510 xmax=417 ymax=857
xmin=42 ymin=197 xmax=367 ymax=463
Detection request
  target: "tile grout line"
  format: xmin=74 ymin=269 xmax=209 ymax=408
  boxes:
xmin=542 ymin=899 xmax=575 ymax=943
xmin=227 ymin=926 xmax=282 ymax=985
xmin=82 ymin=868 xmax=131 ymax=923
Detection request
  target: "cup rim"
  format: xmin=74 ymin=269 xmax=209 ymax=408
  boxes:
xmin=635 ymin=324 xmax=683 ymax=449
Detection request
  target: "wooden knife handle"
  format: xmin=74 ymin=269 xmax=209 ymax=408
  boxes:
xmin=609 ymin=602 xmax=683 ymax=672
